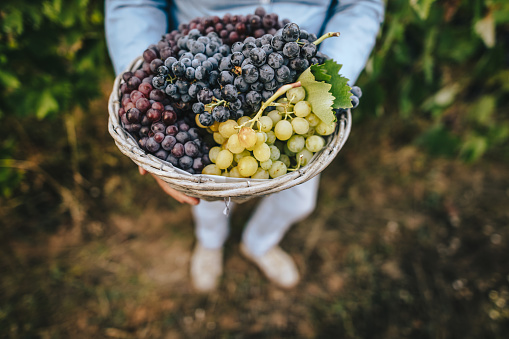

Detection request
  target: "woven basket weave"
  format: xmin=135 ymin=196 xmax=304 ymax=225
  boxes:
xmin=108 ymin=57 xmax=352 ymax=203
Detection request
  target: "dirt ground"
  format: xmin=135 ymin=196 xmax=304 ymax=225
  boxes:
xmin=1 ymin=88 xmax=508 ymax=338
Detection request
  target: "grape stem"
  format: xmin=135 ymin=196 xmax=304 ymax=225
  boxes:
xmin=288 ymin=154 xmax=303 ymax=172
xmin=313 ymin=32 xmax=340 ymax=45
xmin=242 ymin=81 xmax=302 ymax=129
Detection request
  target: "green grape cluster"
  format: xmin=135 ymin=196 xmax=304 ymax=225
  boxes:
xmin=202 ymin=86 xmax=335 ymax=179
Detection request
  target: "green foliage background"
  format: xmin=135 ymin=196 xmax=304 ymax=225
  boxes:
xmin=357 ymin=0 xmax=509 ymax=162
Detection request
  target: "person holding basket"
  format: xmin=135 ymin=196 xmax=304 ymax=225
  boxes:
xmin=106 ymin=0 xmax=384 ymax=292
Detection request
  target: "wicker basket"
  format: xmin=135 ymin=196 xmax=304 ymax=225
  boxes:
xmin=108 ymin=57 xmax=352 ymax=203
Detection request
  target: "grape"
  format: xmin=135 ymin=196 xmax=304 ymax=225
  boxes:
xmin=184 ymin=141 xmax=200 ymax=157
xmin=253 ymin=143 xmax=271 ymax=162
xmin=287 ymin=135 xmax=305 ymax=153
xmin=138 ymin=82 xmax=153 ymax=96
xmin=260 ymin=159 xmax=273 ymax=170
xmin=316 ymin=121 xmax=336 ymax=136
xmin=238 ymin=127 xmax=257 ymax=148
xmin=257 ymin=116 xmax=273 ymax=132
xmin=268 ymin=144 xmax=281 ymax=161
xmin=231 ymin=51 xmax=245 ymax=66
xmin=282 ymin=42 xmax=300 ymax=59
xmin=291 ymin=117 xmax=310 ymax=134
xmin=172 ymin=61 xmax=186 ymax=77
xmin=267 ymin=52 xmax=283 ymax=69
xmin=179 ymin=155 xmax=194 ymax=169
xmin=258 ymin=64 xmax=275 ymax=83
xmin=282 ymin=23 xmax=300 ymax=42
xmin=209 ymin=146 xmax=221 ymax=163
xmin=242 ymin=42 xmax=256 ymax=58
xmin=350 ymin=85 xmax=362 ymax=98
xmin=237 ymin=156 xmax=258 ymax=177
xmin=266 ymin=130 xmax=277 ymax=145
xmin=198 ymin=113 xmax=214 ymax=126
xmin=221 ymin=84 xmax=238 ymax=102
xmin=219 ymin=71 xmax=234 ymax=85
xmin=350 ymin=95 xmax=360 ymax=109
xmin=226 ymin=133 xmax=245 ymax=154
xmin=218 ymin=119 xmax=238 ymax=138
xmin=294 ymin=101 xmax=311 ymax=117
xmin=269 ymin=160 xmax=287 ymax=178
xmin=250 ymin=47 xmax=266 ymax=66
xmin=135 ymin=98 xmax=151 ymax=113
xmin=296 ymin=149 xmax=313 ymax=166
xmin=176 ymin=131 xmax=190 ymax=144
xmin=287 ymin=87 xmax=306 ymax=103
xmin=246 ymin=91 xmax=261 ymax=106
xmin=229 ymin=166 xmax=243 ymax=178
xmin=212 ymin=106 xmax=230 ymax=122
xmin=171 ymin=143 xmax=185 ymax=158
xmin=234 ymin=76 xmax=250 ymax=92
xmin=275 ymin=65 xmax=291 ymax=83
xmin=213 ymin=132 xmax=227 ymax=145
xmin=216 ymin=149 xmax=234 ymax=169
xmin=305 ymin=113 xmax=321 ymax=127
xmin=251 ymin=168 xmax=269 ymax=179
xmin=233 ymin=149 xmax=250 ymax=163
xmin=271 ymin=35 xmax=285 ymax=51
xmin=250 ymin=81 xmax=264 ymax=92
xmin=202 ymin=164 xmax=222 ymax=175
xmin=146 ymin=137 xmax=160 ymax=153
xmin=192 ymin=157 xmax=205 ymax=171
xmin=192 ymin=102 xmax=205 ymax=114
xmin=267 ymin=110 xmax=282 ymax=125
xmin=305 ymin=135 xmax=325 ymax=152
xmin=301 ymin=42 xmax=317 ymax=59
xmin=126 ymin=108 xmax=141 ymax=123
xmin=288 ymin=57 xmax=309 ymax=71
xmin=197 ymin=88 xmax=213 ymax=104
xmin=255 ymin=132 xmax=267 ymax=146
xmin=242 ymin=64 xmax=259 ymax=84
xmin=274 ymin=120 xmax=293 ymax=141
xmin=162 ymin=109 xmax=177 ymax=125
xmin=161 ymin=135 xmax=177 ymax=151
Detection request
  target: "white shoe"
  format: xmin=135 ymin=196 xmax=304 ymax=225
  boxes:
xmin=190 ymin=243 xmax=223 ymax=292
xmin=240 ymin=243 xmax=300 ymax=289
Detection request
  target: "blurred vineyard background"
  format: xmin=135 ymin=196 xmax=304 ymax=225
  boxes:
xmin=1 ymin=0 xmax=508 ymax=338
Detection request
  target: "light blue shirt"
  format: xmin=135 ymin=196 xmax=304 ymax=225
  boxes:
xmin=105 ymin=0 xmax=384 ymax=84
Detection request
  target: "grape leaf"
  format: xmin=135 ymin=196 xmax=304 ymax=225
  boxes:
xmin=297 ymin=67 xmax=335 ymax=126
xmin=311 ymin=60 xmax=353 ymax=109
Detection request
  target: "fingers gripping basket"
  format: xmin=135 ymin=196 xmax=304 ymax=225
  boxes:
xmin=108 ymin=57 xmax=352 ymax=204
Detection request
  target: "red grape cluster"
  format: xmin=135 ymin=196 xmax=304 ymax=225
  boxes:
xmin=119 ymin=71 xmax=213 ymax=174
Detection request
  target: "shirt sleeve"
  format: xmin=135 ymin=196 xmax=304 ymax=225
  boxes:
xmin=319 ymin=0 xmax=385 ymax=85
xmin=105 ymin=0 xmax=169 ymax=76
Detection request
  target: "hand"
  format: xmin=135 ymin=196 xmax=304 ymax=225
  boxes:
xmin=138 ymin=167 xmax=200 ymax=205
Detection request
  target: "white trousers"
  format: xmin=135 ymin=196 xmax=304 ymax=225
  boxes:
xmin=191 ymin=175 xmax=320 ymax=257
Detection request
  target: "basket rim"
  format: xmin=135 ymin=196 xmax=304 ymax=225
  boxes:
xmin=108 ymin=56 xmax=352 ymax=200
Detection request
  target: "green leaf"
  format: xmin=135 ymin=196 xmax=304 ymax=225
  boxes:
xmin=474 ymin=13 xmax=495 ymax=48
xmin=410 ymin=0 xmax=437 ymax=20
xmin=297 ymin=67 xmax=335 ymax=126
xmin=36 ymin=89 xmax=59 ymax=119
xmin=311 ymin=59 xmax=352 ymax=109
xmin=0 ymin=70 xmax=21 ymax=90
